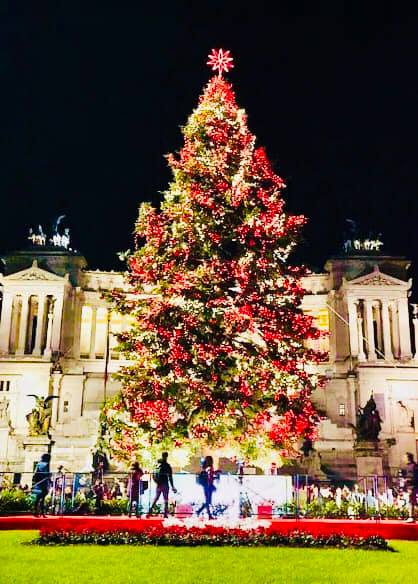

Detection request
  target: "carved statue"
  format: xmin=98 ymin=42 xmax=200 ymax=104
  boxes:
xmin=27 ymin=216 xmax=72 ymax=250
xmin=0 ymin=397 xmax=10 ymax=428
xmin=26 ymin=395 xmax=58 ymax=436
xmin=397 ymin=400 xmax=415 ymax=430
xmin=50 ymin=216 xmax=70 ymax=249
xmin=28 ymin=225 xmax=46 ymax=246
xmin=343 ymin=220 xmax=384 ymax=254
xmin=343 ymin=219 xmax=358 ymax=253
xmin=36 ymin=225 xmax=46 ymax=246
xmin=61 ymin=227 xmax=70 ymax=249
xmin=52 ymin=232 xmax=61 ymax=246
xmin=353 ymin=395 xmax=382 ymax=442
xmin=53 ymin=214 xmax=66 ymax=235
xmin=27 ymin=228 xmax=36 ymax=245
xmin=370 ymin=233 xmax=383 ymax=251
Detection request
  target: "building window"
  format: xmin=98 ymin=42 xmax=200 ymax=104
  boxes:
xmin=339 ymin=403 xmax=345 ymax=416
xmin=317 ymin=309 xmax=329 ymax=330
xmin=317 ymin=309 xmax=330 ymax=353
xmin=63 ymin=400 xmax=69 ymax=413
xmin=304 ymin=309 xmax=330 ymax=354
xmin=0 ymin=380 xmax=11 ymax=392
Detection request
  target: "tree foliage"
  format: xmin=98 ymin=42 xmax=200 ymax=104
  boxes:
xmin=102 ymin=64 xmax=326 ymax=465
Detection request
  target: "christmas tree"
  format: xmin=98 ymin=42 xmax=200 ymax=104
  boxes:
xmin=102 ymin=50 xmax=326 ymax=467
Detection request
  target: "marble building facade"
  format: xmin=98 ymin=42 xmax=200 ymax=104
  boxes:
xmin=1 ymin=241 xmax=418 ymax=478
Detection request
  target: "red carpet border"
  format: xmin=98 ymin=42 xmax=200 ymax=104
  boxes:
xmin=1 ymin=516 xmax=418 ymax=540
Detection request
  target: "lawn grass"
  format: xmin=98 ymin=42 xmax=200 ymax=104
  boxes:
xmin=0 ymin=531 xmax=417 ymax=584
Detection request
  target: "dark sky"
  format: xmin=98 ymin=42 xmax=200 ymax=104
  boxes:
xmin=1 ymin=3 xmax=418 ymax=283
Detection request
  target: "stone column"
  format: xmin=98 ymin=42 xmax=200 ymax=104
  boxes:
xmin=365 ymin=299 xmax=377 ymax=361
xmin=0 ymin=293 xmax=14 ymax=354
xmin=381 ymin=299 xmax=394 ymax=361
xmin=32 ymin=294 xmax=46 ymax=356
xmin=398 ymin=298 xmax=412 ymax=360
xmin=72 ymin=290 xmax=83 ymax=360
xmin=8 ymin=296 xmax=20 ymax=354
xmin=412 ymin=308 xmax=418 ymax=361
xmin=89 ymin=307 xmax=97 ymax=359
xmin=374 ymin=302 xmax=383 ymax=356
xmin=347 ymin=298 xmax=359 ymax=357
xmin=51 ymin=295 xmax=64 ymax=353
xmin=51 ymin=372 xmax=62 ymax=425
xmin=347 ymin=373 xmax=357 ymax=427
xmin=43 ymin=308 xmax=54 ymax=357
xmin=16 ymin=293 xmax=30 ymax=356
xmin=357 ymin=314 xmax=366 ymax=361
xmin=391 ymin=302 xmax=400 ymax=358
xmin=105 ymin=308 xmax=111 ymax=363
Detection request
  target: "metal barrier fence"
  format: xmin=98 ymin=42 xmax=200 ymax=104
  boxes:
xmin=0 ymin=471 xmax=410 ymax=519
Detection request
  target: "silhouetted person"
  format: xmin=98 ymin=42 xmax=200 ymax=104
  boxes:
xmin=404 ymin=452 xmax=418 ymax=522
xmin=32 ymin=453 xmax=51 ymax=517
xmin=128 ymin=462 xmax=144 ymax=517
xmin=93 ymin=480 xmax=105 ymax=514
xmin=196 ymin=456 xmax=217 ymax=520
xmin=92 ymin=450 xmax=109 ymax=482
xmin=148 ymin=452 xmax=176 ymax=518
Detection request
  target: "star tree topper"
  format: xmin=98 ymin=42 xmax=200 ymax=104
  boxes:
xmin=207 ymin=48 xmax=234 ymax=76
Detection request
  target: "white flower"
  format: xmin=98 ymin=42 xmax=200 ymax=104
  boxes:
xmin=162 ymin=517 xmax=271 ymax=530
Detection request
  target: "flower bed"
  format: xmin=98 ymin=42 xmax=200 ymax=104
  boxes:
xmin=299 ymin=500 xmax=410 ymax=520
xmin=33 ymin=519 xmax=391 ymax=550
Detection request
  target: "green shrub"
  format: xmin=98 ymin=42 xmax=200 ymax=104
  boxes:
xmin=101 ymin=499 xmax=129 ymax=515
xmin=377 ymin=505 xmax=409 ymax=519
xmin=0 ymin=489 xmax=33 ymax=513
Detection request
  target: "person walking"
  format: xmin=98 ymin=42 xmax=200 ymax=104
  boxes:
xmin=32 ymin=453 xmax=51 ymax=517
xmin=404 ymin=452 xmax=418 ymax=523
xmin=128 ymin=462 xmax=144 ymax=517
xmin=93 ymin=479 xmax=105 ymax=514
xmin=148 ymin=452 xmax=177 ymax=518
xmin=196 ymin=455 xmax=216 ymax=520
xmin=52 ymin=465 xmax=65 ymax=515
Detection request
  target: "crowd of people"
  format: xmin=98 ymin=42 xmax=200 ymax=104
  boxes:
xmin=293 ymin=452 xmax=418 ymax=522
xmin=295 ymin=479 xmax=414 ymax=520
xmin=0 ymin=451 xmax=417 ymax=521
xmin=0 ymin=452 xmax=219 ymax=518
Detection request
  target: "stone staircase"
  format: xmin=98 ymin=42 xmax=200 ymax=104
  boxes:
xmin=276 ymin=418 xmax=359 ymax=483
xmin=318 ymin=450 xmax=358 ymax=483
xmin=277 ymin=451 xmax=357 ymax=484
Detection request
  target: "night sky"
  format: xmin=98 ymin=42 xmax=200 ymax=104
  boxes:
xmin=1 ymin=3 xmax=418 ymax=288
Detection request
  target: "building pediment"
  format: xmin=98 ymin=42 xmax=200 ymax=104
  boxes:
xmin=342 ymin=265 xmax=411 ymax=290
xmin=0 ymin=260 xmax=69 ymax=284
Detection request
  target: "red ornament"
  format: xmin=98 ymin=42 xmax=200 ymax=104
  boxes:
xmin=207 ymin=48 xmax=234 ymax=76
